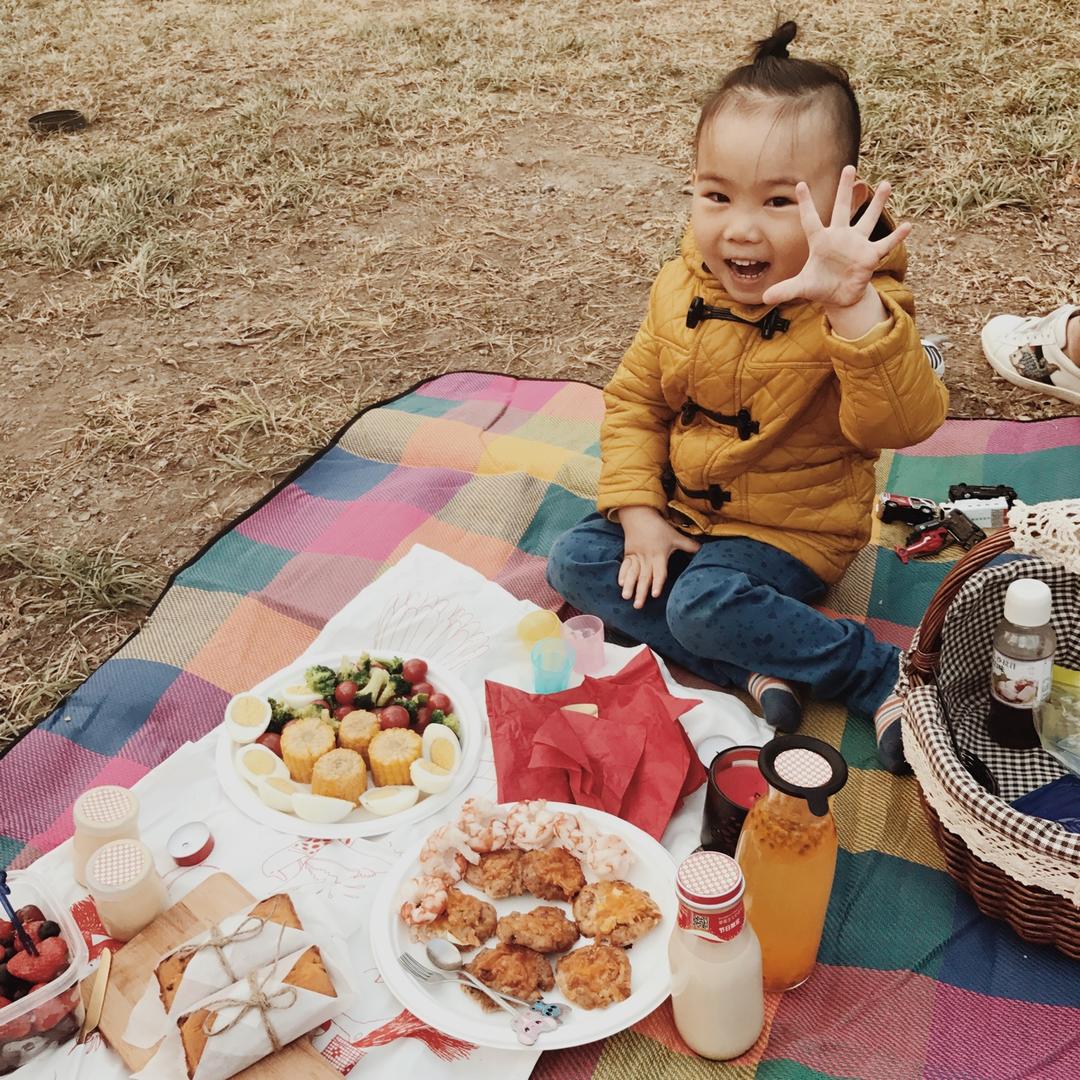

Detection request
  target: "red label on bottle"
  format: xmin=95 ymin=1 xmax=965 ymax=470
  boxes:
xmin=677 ymin=898 xmax=745 ymax=942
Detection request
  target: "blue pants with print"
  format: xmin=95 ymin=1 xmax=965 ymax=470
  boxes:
xmin=546 ymin=513 xmax=899 ymax=720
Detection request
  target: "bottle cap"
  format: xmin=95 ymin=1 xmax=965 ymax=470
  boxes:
xmin=676 ymin=851 xmax=746 ymax=942
xmin=1003 ymin=578 xmax=1052 ymax=627
xmin=758 ymin=734 xmax=849 ymax=817
xmin=73 ymin=786 xmax=139 ymax=837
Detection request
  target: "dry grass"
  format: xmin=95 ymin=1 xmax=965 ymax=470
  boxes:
xmin=1 ymin=0 xmax=1078 ymax=748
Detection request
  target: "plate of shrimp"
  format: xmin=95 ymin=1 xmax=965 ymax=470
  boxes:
xmin=370 ymin=797 xmax=677 ymax=1050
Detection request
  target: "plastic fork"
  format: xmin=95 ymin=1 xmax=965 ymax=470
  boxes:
xmin=398 ymin=951 xmax=521 ymax=1016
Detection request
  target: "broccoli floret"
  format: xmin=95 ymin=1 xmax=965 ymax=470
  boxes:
xmin=434 ymin=711 xmax=461 ymax=739
xmin=304 ymin=664 xmax=338 ymax=698
xmin=354 ymin=666 xmax=390 ymax=708
xmin=267 ymin=697 xmax=297 ymax=734
xmin=389 ymin=673 xmax=411 ymax=697
xmin=374 ymin=655 xmax=404 ymax=675
xmin=391 ymin=696 xmax=421 ymax=721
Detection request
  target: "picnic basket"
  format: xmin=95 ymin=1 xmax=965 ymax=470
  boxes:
xmin=900 ymin=499 xmax=1080 ymax=959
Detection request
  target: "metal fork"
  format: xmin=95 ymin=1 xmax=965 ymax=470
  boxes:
xmin=399 ymin=952 xmax=520 ymax=1016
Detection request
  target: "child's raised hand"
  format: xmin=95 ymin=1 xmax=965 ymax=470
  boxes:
xmin=617 ymin=506 xmax=701 ymax=609
xmin=761 ymin=165 xmax=911 ymax=310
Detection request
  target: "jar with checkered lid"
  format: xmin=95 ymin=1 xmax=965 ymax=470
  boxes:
xmin=734 ymin=734 xmax=848 ymax=992
xmin=85 ymin=838 xmax=166 ymax=942
xmin=667 ymin=850 xmax=764 ymax=1060
xmin=71 ymin=785 xmax=140 ymax=886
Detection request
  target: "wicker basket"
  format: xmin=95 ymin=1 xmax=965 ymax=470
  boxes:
xmin=900 ymin=511 xmax=1080 ymax=960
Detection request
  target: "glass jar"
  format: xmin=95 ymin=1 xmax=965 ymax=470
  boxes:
xmin=71 ymin=785 xmax=140 ymax=886
xmin=85 ymin=839 xmax=167 ymax=942
xmin=1034 ymin=665 xmax=1080 ymax=775
xmin=668 ymin=850 xmax=764 ymax=1060
xmin=735 ymin=735 xmax=848 ymax=992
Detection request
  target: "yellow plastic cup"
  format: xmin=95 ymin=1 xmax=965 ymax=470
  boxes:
xmin=517 ymin=609 xmax=562 ymax=650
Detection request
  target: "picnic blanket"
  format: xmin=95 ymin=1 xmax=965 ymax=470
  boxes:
xmin=2 ymin=372 xmax=1079 ymax=1079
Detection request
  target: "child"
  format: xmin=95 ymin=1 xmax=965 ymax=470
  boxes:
xmin=547 ymin=21 xmax=948 ymax=773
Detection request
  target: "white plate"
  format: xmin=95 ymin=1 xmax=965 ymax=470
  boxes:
xmin=370 ymin=801 xmax=677 ymax=1050
xmin=215 ymin=652 xmax=483 ymax=839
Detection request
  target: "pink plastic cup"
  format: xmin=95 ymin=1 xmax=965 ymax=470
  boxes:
xmin=562 ymin=615 xmax=605 ymax=675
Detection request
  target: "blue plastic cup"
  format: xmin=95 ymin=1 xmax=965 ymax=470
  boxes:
xmin=531 ymin=638 xmax=576 ymax=693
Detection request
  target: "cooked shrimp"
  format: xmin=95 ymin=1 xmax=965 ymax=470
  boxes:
xmin=457 ymin=797 xmax=510 ymax=854
xmin=398 ymin=875 xmax=449 ymax=927
xmin=551 ymin=811 xmax=596 ymax=861
xmin=506 ymin=800 xmax=558 ymax=851
xmin=419 ymin=822 xmax=477 ymax=882
xmin=585 ymin=833 xmax=634 ymax=880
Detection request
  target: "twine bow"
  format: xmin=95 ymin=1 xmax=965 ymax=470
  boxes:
xmin=174 ymin=915 xmax=268 ymax=985
xmin=202 ymin=969 xmax=298 ymax=1053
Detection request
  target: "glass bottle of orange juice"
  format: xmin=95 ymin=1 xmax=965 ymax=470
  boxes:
xmin=735 ymin=735 xmax=848 ymax=992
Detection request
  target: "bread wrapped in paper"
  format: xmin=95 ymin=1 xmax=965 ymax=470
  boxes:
xmin=177 ymin=945 xmax=338 ymax=1080
xmin=155 ymin=894 xmax=308 ymax=1020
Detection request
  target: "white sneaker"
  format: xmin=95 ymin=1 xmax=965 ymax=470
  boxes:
xmin=921 ymin=339 xmax=946 ymax=379
xmin=981 ymin=304 xmax=1080 ymax=405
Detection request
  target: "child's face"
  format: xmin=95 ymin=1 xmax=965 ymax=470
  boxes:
xmin=691 ymin=100 xmax=854 ymax=306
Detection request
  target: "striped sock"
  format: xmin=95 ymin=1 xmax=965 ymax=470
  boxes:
xmin=746 ymin=673 xmax=803 ymax=734
xmin=873 ymin=693 xmax=909 ymax=774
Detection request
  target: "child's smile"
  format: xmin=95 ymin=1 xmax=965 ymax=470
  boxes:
xmin=691 ymin=99 xmax=851 ymax=306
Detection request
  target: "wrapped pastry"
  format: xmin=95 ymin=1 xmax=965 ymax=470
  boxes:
xmin=178 ymin=946 xmax=338 ymax=1080
xmin=155 ymin=895 xmax=310 ymax=1020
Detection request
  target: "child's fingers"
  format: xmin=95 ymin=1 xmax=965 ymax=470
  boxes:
xmin=633 ymin=562 xmax=654 ymax=609
xmin=795 ymin=182 xmax=824 ymax=239
xmin=761 ymin=274 xmax=804 ymax=306
xmin=872 ymin=220 xmax=912 ymax=259
xmin=619 ymin=555 xmax=639 ymax=599
xmin=856 ymin=180 xmax=891 ymax=237
xmin=650 ymin=555 xmax=669 ymax=598
xmin=829 ymin=165 xmax=857 ymax=228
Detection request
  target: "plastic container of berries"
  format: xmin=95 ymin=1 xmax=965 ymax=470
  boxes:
xmin=0 ymin=869 xmax=88 ymax=1075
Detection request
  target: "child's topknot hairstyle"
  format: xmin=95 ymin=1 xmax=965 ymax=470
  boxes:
xmin=694 ymin=21 xmax=861 ymax=169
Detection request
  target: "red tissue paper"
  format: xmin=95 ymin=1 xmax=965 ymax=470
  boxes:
xmin=485 ymin=648 xmax=707 ymax=839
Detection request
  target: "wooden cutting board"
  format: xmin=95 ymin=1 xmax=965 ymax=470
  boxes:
xmin=82 ymin=872 xmax=339 ymax=1077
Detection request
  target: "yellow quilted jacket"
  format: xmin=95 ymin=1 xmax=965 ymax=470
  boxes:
xmin=598 ymin=227 xmax=949 ymax=584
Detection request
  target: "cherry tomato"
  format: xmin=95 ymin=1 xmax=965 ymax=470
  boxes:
xmin=429 ymin=693 xmax=453 ymax=714
xmin=402 ymin=658 xmax=428 ymax=684
xmin=414 ymin=706 xmax=433 ymax=734
xmin=380 ymin=705 xmax=411 ymax=730
xmin=334 ymin=680 xmax=358 ymax=706
xmin=256 ymin=733 xmax=283 ymax=757
xmin=411 ymin=681 xmax=434 ymax=698
xmin=334 ymin=705 xmax=355 ymax=722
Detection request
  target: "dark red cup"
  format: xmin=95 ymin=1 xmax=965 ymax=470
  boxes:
xmin=700 ymin=745 xmax=768 ymax=855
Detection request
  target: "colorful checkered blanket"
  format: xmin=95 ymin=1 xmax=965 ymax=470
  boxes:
xmin=3 ymin=373 xmax=1078 ymax=1078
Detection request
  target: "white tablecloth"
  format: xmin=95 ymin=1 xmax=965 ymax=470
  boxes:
xmin=20 ymin=546 xmax=768 ymax=1079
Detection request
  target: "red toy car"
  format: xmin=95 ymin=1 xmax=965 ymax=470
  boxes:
xmin=877 ymin=493 xmax=941 ymax=526
xmin=895 ymin=525 xmax=952 ymax=563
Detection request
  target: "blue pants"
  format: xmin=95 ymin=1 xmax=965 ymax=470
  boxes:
xmin=546 ymin=513 xmax=899 ymax=720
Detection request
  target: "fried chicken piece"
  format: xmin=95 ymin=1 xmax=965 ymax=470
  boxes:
xmin=462 ymin=944 xmax=554 ymax=1012
xmin=520 ymin=846 xmax=585 ymax=902
xmin=556 ymin=944 xmax=631 ymax=1009
xmin=572 ymin=880 xmax=662 ymax=946
xmin=496 ymin=905 xmax=580 ymax=953
xmin=463 ymin=848 xmax=525 ymax=899
xmin=434 ymin=886 xmax=497 ymax=948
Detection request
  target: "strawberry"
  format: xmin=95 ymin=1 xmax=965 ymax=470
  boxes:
xmin=0 ymin=995 xmax=10 ymax=1009
xmin=32 ymin=990 xmax=78 ymax=1033
xmin=12 ymin=922 xmax=45 ymax=952
xmin=0 ymin=920 xmax=12 ymax=946
xmin=0 ymin=1012 xmax=32 ymax=1041
xmin=7 ymin=938 xmax=68 ymax=985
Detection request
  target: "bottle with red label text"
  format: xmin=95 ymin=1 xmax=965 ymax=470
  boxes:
xmin=667 ymin=850 xmax=764 ymax=1060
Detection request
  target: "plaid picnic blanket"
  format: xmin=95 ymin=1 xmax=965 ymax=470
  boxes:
xmin=3 ymin=372 xmax=1078 ymax=1079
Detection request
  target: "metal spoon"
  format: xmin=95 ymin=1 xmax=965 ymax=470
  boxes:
xmin=425 ymin=938 xmax=572 ymax=1021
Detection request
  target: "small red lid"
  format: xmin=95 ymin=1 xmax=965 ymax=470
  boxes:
xmin=676 ymin=850 xmax=744 ymax=908
xmin=168 ymin=822 xmax=215 ymax=866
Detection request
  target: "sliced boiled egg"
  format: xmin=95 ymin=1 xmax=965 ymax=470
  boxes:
xmin=236 ymin=743 xmax=288 ymax=787
xmin=359 ymin=784 xmax=420 ymax=816
xmin=257 ymin=776 xmax=301 ymax=813
xmin=293 ymin=792 xmax=354 ymax=824
xmin=410 ymin=758 xmax=453 ymax=795
xmin=223 ymin=693 xmax=272 ymax=743
xmin=422 ymin=724 xmax=461 ymax=774
xmin=281 ymin=683 xmax=322 ymax=709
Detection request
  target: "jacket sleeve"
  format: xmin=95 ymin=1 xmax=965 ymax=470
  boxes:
xmin=826 ymin=275 xmax=948 ymax=452
xmin=596 ymin=277 xmax=676 ymax=517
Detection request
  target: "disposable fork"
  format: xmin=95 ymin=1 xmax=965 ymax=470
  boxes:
xmin=398 ymin=952 xmax=520 ymax=1016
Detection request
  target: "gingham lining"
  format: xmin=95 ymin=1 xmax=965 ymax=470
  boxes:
xmin=938 ymin=560 xmax=1079 ymax=801
xmin=904 ymin=559 xmax=1080 ymax=867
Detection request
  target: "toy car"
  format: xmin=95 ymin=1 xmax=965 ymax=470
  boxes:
xmin=877 ymin=492 xmax=941 ymax=525
xmin=948 ymin=483 xmax=1018 ymax=507
xmin=939 ymin=508 xmax=987 ymax=550
xmin=895 ymin=525 xmax=952 ymax=563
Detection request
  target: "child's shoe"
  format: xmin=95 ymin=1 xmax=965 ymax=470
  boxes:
xmin=747 ymin=673 xmax=803 ymax=733
xmin=981 ymin=304 xmax=1080 ymax=405
xmin=921 ymin=338 xmax=946 ymax=379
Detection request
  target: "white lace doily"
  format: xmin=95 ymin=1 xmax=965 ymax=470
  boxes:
xmin=1009 ymin=499 xmax=1080 ymax=573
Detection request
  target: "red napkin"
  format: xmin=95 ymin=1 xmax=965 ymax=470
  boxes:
xmin=486 ymin=649 xmax=707 ymax=839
